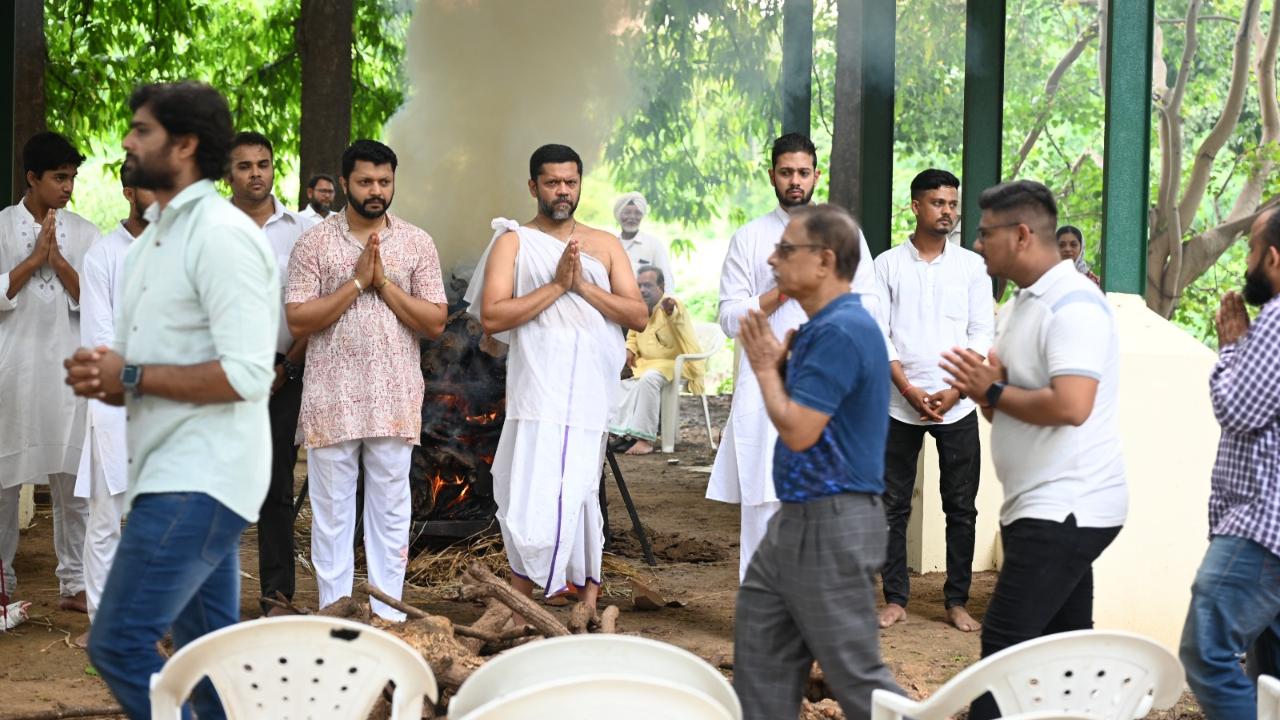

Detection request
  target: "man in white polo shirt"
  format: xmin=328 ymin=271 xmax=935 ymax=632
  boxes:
xmin=941 ymin=180 xmax=1127 ymax=720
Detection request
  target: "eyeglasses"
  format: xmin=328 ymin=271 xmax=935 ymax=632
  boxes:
xmin=976 ymin=221 xmax=1023 ymax=241
xmin=774 ymin=241 xmax=824 ymax=258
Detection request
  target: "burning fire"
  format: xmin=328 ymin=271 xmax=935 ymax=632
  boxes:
xmin=429 ymin=471 xmax=472 ymax=513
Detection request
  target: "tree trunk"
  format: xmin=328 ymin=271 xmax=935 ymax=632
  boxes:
xmin=13 ymin=0 xmax=46 ymax=204
xmin=297 ymin=0 xmax=353 ymax=210
xmin=828 ymin=0 xmax=862 ymax=217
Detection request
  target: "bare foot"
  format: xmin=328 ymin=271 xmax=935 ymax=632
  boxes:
xmin=266 ymin=605 xmax=296 ymax=617
xmin=59 ymin=591 xmax=88 ymax=614
xmin=624 ymin=439 xmax=654 ymax=455
xmin=878 ymin=603 xmax=906 ymax=628
xmin=74 ymin=630 xmax=91 ymax=649
xmin=947 ymin=605 xmax=981 ymax=632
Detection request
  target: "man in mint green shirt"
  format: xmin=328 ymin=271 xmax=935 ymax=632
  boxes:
xmin=65 ymin=81 xmax=277 ymax=720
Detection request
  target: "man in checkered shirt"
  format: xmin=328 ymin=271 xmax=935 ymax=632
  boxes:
xmin=1180 ymin=208 xmax=1280 ymax=720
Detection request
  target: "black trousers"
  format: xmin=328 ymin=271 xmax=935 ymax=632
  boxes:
xmin=880 ymin=412 xmax=980 ymax=609
xmin=969 ymin=514 xmax=1122 ymax=720
xmin=257 ymin=370 xmax=303 ymax=610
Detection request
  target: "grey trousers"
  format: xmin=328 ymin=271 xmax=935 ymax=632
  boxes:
xmin=734 ymin=493 xmax=904 ymax=720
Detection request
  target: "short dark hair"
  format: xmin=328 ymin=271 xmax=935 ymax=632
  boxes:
xmin=790 ymin=203 xmax=862 ymax=280
xmin=770 ymin=133 xmax=818 ymax=168
xmin=341 ymin=140 xmax=398 ymax=178
xmin=1056 ymin=225 xmax=1083 ymax=242
xmin=129 ymin=82 xmax=233 ymax=181
xmin=307 ymin=173 xmax=336 ymax=190
xmin=978 ymin=180 xmax=1058 ymax=239
xmin=1257 ymin=208 xmax=1280 ymax=254
xmin=638 ymin=266 xmax=665 ymax=289
xmin=230 ymin=131 xmax=274 ymax=158
xmin=910 ymin=168 xmax=960 ymax=198
xmin=23 ymin=132 xmax=86 ymax=183
xmin=529 ymin=144 xmax=583 ymax=181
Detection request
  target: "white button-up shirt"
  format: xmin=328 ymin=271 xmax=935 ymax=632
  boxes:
xmin=706 ymin=205 xmax=878 ymax=507
xmin=258 ymin=196 xmax=314 ymax=355
xmin=116 ymin=180 xmax=279 ymax=522
xmin=620 ymin=230 xmax=676 ymax=294
xmin=874 ymin=237 xmax=994 ymax=425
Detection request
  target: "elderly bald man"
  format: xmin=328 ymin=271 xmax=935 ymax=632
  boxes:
xmin=614 ymin=192 xmax=676 ymax=294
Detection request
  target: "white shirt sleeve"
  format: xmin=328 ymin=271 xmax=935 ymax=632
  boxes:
xmin=966 ymin=257 xmax=995 ymax=354
xmin=653 ymin=236 xmax=676 ymax=295
xmin=872 ymin=253 xmax=900 ymax=363
xmin=717 ymin=229 xmax=761 ymax=340
xmin=0 ymin=271 xmax=16 ymax=312
xmin=1045 ymin=298 xmax=1111 ymax=380
xmin=79 ymin=244 xmax=115 ymax=348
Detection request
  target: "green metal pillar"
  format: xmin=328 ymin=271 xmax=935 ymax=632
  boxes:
xmin=0 ymin=4 xmax=14 ymax=205
xmin=858 ymin=0 xmax=895 ymax=256
xmin=960 ymin=0 xmax=1006 ymax=250
xmin=781 ymin=0 xmax=814 ymax=135
xmin=1100 ymin=0 xmax=1153 ymax=295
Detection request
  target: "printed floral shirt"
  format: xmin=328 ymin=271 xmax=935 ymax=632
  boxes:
xmin=286 ymin=211 xmax=446 ymax=448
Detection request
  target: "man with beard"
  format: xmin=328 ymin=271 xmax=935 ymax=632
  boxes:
xmin=285 ymin=139 xmax=447 ymax=620
xmin=299 ymin=173 xmax=336 ymax=221
xmin=614 ymin=191 xmax=675 ymax=292
xmin=608 ymin=266 xmax=704 ymax=455
xmin=70 ymin=164 xmax=155 ymax=648
xmin=941 ymin=181 xmax=1127 ymax=720
xmin=1179 ymin=208 xmax=1280 ymax=720
xmin=875 ymin=169 xmax=991 ymax=633
xmin=706 ymin=133 xmax=877 ymax=581
xmin=465 ymin=144 xmax=646 ymax=616
xmin=0 ymin=132 xmax=98 ymax=617
xmin=226 ymin=130 xmax=313 ymax=616
xmin=66 ymin=82 xmax=278 ymax=718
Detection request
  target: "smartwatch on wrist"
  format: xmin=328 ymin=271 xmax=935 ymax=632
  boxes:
xmin=121 ymin=365 xmax=143 ymax=397
xmin=985 ymin=380 xmax=1006 ymax=409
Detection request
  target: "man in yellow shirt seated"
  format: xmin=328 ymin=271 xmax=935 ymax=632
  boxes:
xmin=609 ymin=267 xmax=705 ymax=455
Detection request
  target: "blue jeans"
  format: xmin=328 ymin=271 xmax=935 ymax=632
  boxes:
xmin=1180 ymin=535 xmax=1280 ymax=720
xmin=88 ymin=493 xmax=248 ymax=720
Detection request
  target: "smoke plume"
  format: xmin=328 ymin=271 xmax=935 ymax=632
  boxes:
xmin=385 ymin=0 xmax=640 ymax=282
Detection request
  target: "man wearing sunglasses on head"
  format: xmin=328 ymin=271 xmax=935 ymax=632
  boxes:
xmin=706 ymin=133 xmax=878 ymax=582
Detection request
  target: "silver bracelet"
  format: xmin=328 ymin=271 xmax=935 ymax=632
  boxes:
xmin=353 ymin=277 xmax=364 ymax=292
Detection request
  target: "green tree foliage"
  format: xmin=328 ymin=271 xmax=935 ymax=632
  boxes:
xmin=43 ymin=0 xmax=409 ymax=183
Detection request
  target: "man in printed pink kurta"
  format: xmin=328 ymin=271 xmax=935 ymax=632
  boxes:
xmin=284 ymin=140 xmax=447 ymax=620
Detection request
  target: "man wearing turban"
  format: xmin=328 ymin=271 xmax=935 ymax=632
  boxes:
xmin=614 ymin=192 xmax=676 ymax=293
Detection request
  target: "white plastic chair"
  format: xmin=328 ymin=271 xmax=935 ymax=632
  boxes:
xmin=453 ymin=674 xmax=732 ymax=720
xmin=1261 ymin=674 xmax=1280 ymax=720
xmin=149 ymin=615 xmax=438 ymax=719
xmin=659 ymin=321 xmax=725 ymax=453
xmin=449 ymin=634 xmax=740 ymax=719
xmin=869 ymin=630 xmax=1183 ymax=720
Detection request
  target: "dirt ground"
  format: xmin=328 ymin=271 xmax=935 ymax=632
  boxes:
xmin=0 ymin=396 xmax=1203 ymax=719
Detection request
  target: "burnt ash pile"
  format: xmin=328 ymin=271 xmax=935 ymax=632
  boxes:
xmin=410 ymin=306 xmax=506 ymax=542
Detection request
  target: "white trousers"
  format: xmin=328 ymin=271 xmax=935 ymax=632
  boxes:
xmin=0 ymin=473 xmax=87 ymax=597
xmin=81 ymin=432 xmax=126 ymax=621
xmin=308 ymin=437 xmax=413 ymax=621
xmin=608 ymin=370 xmax=668 ymax=442
xmin=739 ymin=500 xmax=782 ymax=582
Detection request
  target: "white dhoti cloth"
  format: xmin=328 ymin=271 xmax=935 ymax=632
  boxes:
xmin=466 ymin=219 xmax=625 ymax=595
xmin=307 ymin=437 xmax=413 ymax=621
xmin=608 ymin=370 xmax=668 ymax=442
xmin=75 ymin=417 xmax=128 ymax=620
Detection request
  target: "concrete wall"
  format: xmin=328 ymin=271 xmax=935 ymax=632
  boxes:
xmin=906 ymin=293 xmax=1217 ymax=652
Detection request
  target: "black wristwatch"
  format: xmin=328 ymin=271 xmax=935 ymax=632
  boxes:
xmin=985 ymin=380 xmax=1006 ymax=409
xmin=282 ymin=359 xmax=303 ymax=382
xmin=121 ymin=364 xmax=143 ymax=397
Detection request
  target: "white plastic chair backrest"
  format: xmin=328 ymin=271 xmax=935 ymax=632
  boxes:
xmin=149 ymin=615 xmax=438 ymax=720
xmin=453 ymin=674 xmax=732 ymax=720
xmin=874 ymin=630 xmax=1183 ymax=720
xmin=1261 ymin=675 xmax=1280 ymax=720
xmin=694 ymin=321 xmax=726 ymax=356
xmin=448 ymin=634 xmax=740 ymax=719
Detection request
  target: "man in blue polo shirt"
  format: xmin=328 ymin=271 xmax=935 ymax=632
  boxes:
xmin=732 ymin=203 xmax=902 ymax=720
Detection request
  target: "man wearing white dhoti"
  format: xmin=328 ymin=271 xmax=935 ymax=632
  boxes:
xmin=706 ymin=133 xmax=880 ymax=581
xmin=71 ymin=168 xmax=154 ymax=645
xmin=0 ymin=132 xmax=98 ymax=611
xmin=467 ymin=144 xmax=647 ymax=613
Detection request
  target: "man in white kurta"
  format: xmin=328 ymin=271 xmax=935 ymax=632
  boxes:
xmin=72 ymin=174 xmax=153 ymax=635
xmin=706 ymin=134 xmax=879 ymax=580
xmin=0 ymin=132 xmax=98 ymax=607
xmin=615 ymin=192 xmax=676 ymax=294
xmin=467 ymin=144 xmax=646 ymax=613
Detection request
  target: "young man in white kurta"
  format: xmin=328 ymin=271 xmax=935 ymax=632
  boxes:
xmin=73 ymin=175 xmax=153 ymax=628
xmin=467 ymin=144 xmax=647 ymax=612
xmin=0 ymin=132 xmax=98 ymax=606
xmin=706 ymin=134 xmax=878 ymax=580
